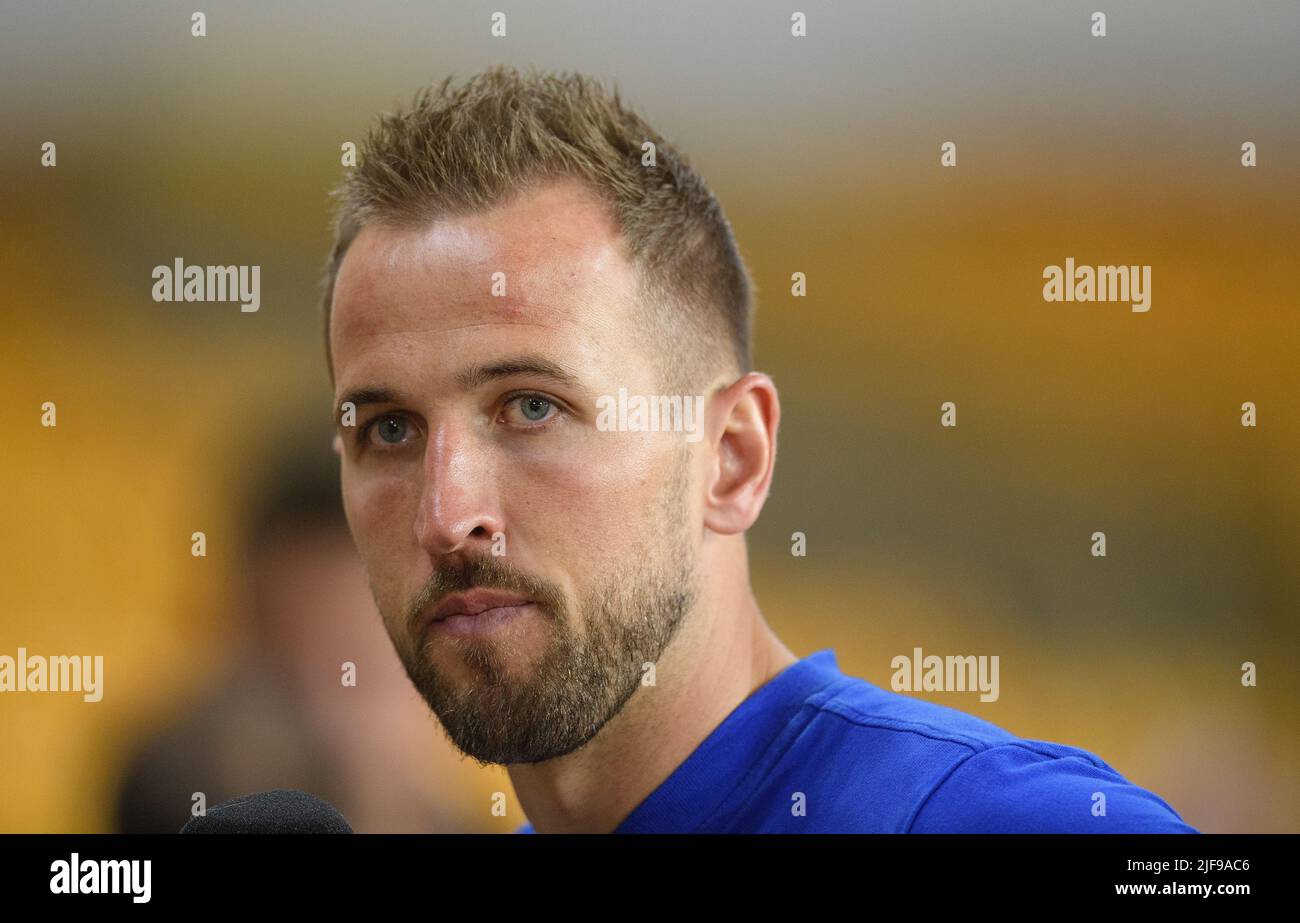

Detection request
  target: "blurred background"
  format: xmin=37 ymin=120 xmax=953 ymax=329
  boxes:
xmin=1 ymin=0 xmax=1296 ymax=832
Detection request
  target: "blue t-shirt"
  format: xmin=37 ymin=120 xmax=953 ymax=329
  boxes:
xmin=515 ymin=648 xmax=1197 ymax=833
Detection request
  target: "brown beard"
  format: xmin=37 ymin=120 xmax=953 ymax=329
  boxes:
xmin=385 ymin=447 xmax=697 ymax=765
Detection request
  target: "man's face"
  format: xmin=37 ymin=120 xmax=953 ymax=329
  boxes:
xmin=330 ymin=179 xmax=700 ymax=765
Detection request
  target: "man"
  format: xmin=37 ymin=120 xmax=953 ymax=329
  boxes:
xmin=321 ymin=66 xmax=1196 ymax=833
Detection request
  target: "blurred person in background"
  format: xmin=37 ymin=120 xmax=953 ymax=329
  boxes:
xmin=114 ymin=427 xmax=481 ymax=833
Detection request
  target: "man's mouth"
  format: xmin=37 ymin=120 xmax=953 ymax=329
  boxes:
xmin=420 ymin=588 xmax=537 ymax=639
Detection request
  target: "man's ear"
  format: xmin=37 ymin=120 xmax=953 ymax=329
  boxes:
xmin=332 ymin=433 xmax=343 ymax=457
xmin=702 ymin=372 xmax=780 ymax=535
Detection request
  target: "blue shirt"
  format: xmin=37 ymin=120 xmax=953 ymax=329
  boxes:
xmin=515 ymin=648 xmax=1197 ymax=833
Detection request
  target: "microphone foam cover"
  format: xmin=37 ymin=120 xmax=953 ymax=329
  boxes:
xmin=179 ymin=789 xmax=353 ymax=834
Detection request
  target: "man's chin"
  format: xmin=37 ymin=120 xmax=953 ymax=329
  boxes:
xmin=418 ymin=628 xmax=549 ymax=683
xmin=414 ymin=676 xmax=586 ymax=767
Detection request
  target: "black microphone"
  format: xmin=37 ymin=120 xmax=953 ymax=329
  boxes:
xmin=179 ymin=790 xmax=353 ymax=833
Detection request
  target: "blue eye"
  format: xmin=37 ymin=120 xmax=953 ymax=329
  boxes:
xmin=371 ymin=414 xmax=409 ymax=446
xmin=520 ymin=396 xmax=551 ymax=421
xmin=503 ymin=393 xmax=562 ymax=428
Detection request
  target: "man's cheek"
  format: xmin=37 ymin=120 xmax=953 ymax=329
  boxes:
xmin=531 ymin=435 xmax=646 ymax=493
xmin=344 ymin=477 xmax=416 ymax=571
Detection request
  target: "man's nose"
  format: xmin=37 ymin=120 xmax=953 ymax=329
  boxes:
xmin=413 ymin=421 xmax=504 ymax=557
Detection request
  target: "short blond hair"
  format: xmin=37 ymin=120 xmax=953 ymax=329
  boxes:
xmin=321 ymin=65 xmax=753 ymax=390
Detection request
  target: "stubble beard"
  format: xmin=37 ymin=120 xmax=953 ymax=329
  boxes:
xmin=383 ymin=447 xmax=698 ymax=766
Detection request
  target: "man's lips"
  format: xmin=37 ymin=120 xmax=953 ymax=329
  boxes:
xmin=422 ymin=589 xmax=534 ymax=634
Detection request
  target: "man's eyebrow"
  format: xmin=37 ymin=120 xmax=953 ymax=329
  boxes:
xmin=337 ymin=387 xmax=399 ymax=411
xmin=453 ymin=355 xmax=584 ymax=392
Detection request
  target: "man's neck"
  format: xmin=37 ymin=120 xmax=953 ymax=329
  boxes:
xmin=506 ymin=582 xmax=796 ymax=834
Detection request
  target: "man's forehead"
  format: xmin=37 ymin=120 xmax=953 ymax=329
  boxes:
xmin=331 ymin=181 xmax=638 ymax=354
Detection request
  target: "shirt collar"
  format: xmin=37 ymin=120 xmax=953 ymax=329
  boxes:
xmin=613 ymin=648 xmax=844 ymax=833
